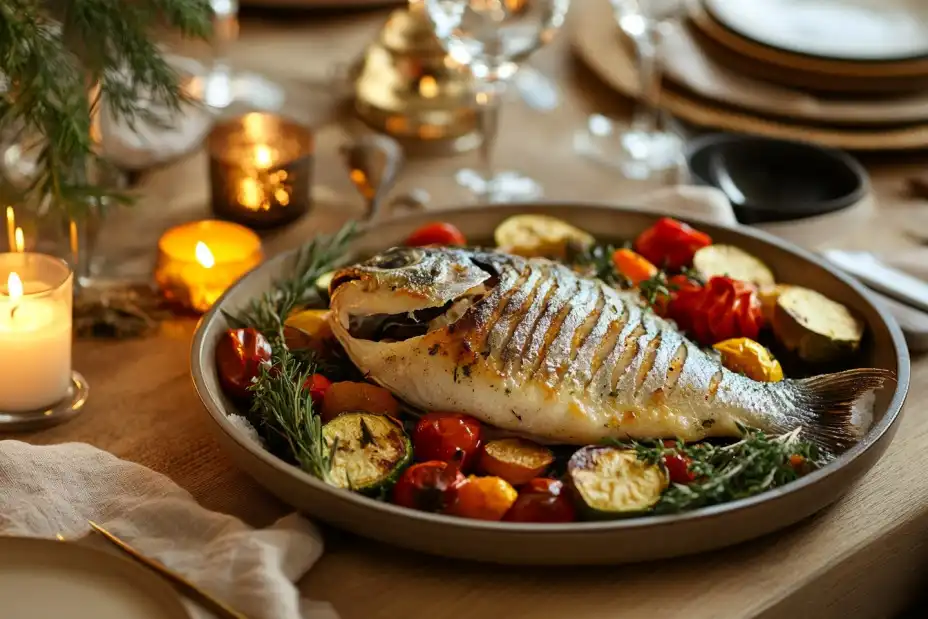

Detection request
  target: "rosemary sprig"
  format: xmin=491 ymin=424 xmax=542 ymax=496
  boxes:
xmin=226 ymin=222 xmax=359 ymax=344
xmin=248 ymin=347 xmax=335 ymax=482
xmin=623 ymin=426 xmax=822 ymax=514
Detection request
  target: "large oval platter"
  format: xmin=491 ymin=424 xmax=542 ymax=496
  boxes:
xmin=190 ymin=203 xmax=909 ymax=565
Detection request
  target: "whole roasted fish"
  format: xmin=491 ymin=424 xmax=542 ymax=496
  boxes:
xmin=327 ymin=246 xmax=893 ymax=450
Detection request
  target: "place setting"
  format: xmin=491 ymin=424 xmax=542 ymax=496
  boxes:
xmin=0 ymin=1 xmax=926 ymax=618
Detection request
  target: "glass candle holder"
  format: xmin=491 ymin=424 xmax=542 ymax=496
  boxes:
xmin=208 ymin=112 xmax=314 ymax=230
xmin=154 ymin=220 xmax=263 ymax=313
xmin=0 ymin=252 xmax=87 ymax=430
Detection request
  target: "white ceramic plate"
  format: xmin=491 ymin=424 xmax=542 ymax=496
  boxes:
xmin=0 ymin=537 xmax=190 ymax=619
xmin=704 ymin=0 xmax=928 ymax=61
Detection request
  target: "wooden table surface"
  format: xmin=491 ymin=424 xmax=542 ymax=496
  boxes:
xmin=19 ymin=7 xmax=928 ymax=619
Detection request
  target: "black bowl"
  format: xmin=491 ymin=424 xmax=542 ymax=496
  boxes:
xmin=685 ymin=133 xmax=868 ymax=225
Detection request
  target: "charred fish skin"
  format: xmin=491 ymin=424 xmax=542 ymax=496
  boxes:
xmin=328 ymin=247 xmax=893 ymax=450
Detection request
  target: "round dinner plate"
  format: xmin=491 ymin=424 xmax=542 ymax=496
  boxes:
xmin=703 ymin=0 xmax=928 ymax=62
xmin=190 ymin=203 xmax=909 ymax=565
xmin=0 ymin=537 xmax=190 ymax=619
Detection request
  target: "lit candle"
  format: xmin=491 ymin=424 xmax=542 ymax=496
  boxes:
xmin=154 ymin=220 xmax=263 ymax=313
xmin=208 ymin=113 xmax=314 ymax=229
xmin=0 ymin=252 xmax=73 ymax=412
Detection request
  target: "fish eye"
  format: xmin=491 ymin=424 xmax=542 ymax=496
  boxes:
xmin=366 ymin=248 xmax=418 ymax=270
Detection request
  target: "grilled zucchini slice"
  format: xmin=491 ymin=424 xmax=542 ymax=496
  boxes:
xmin=692 ymin=244 xmax=775 ymax=287
xmin=772 ymin=286 xmax=864 ymax=364
xmin=494 ymin=214 xmax=594 ymax=259
xmin=322 ymin=413 xmax=412 ymax=494
xmin=568 ymin=447 xmax=668 ymax=518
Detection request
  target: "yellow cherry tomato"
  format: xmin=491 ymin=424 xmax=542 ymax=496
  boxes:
xmin=712 ymin=337 xmax=784 ymax=382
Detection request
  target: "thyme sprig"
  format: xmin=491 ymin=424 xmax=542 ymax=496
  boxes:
xmin=248 ymin=347 xmax=336 ymax=482
xmin=566 ymin=241 xmax=630 ymax=287
xmin=225 ymin=222 xmax=359 ymax=345
xmin=620 ymin=425 xmax=823 ymax=514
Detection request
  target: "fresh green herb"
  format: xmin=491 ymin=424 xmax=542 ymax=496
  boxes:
xmin=615 ymin=426 xmax=822 ymax=514
xmin=566 ymin=242 xmax=629 ymax=287
xmin=226 ymin=223 xmax=358 ymax=345
xmin=638 ymin=270 xmax=673 ymax=307
xmin=248 ymin=347 xmax=336 ymax=483
xmin=680 ymin=266 xmax=706 ymax=286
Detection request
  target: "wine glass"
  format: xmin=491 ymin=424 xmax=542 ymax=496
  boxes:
xmin=423 ymin=0 xmax=572 ymax=203
xmin=573 ymin=0 xmax=684 ymax=180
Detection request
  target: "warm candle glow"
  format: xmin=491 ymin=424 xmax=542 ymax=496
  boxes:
xmin=13 ymin=227 xmax=24 ymax=253
xmin=5 ymin=206 xmax=14 ymax=251
xmin=254 ymin=144 xmax=274 ymax=169
xmin=7 ymin=272 xmax=22 ymax=302
xmin=195 ymin=242 xmax=215 ymax=269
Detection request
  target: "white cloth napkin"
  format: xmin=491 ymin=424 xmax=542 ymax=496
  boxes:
xmin=0 ymin=440 xmax=337 ymax=619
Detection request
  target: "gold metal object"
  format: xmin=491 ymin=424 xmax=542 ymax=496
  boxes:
xmin=339 ymin=134 xmax=405 ymax=222
xmin=88 ymin=521 xmax=249 ymax=619
xmin=353 ymin=1 xmax=480 ymax=155
xmin=208 ymin=112 xmax=314 ymax=229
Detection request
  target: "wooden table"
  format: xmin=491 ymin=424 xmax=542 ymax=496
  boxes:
xmin=20 ymin=7 xmax=928 ymax=619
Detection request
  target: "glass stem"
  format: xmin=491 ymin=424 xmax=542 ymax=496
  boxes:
xmin=209 ymin=0 xmax=239 ymax=72
xmin=475 ymin=80 xmax=506 ymax=202
xmin=631 ymin=26 xmax=664 ymax=134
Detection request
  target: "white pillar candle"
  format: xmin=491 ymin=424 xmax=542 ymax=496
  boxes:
xmin=0 ymin=253 xmax=73 ymax=412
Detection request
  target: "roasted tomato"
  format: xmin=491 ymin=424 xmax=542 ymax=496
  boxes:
xmin=477 ymin=438 xmax=554 ymax=486
xmin=405 ymin=222 xmax=467 ymax=247
xmin=302 ymin=373 xmax=333 ymax=406
xmin=320 ymin=381 xmax=400 ymax=423
xmin=611 ymin=248 xmax=658 ymax=286
xmin=666 ymin=276 xmax=764 ymax=346
xmin=712 ymin=337 xmax=784 ymax=382
xmin=447 ymin=475 xmax=518 ymax=521
xmin=634 ymin=217 xmax=712 ymax=271
xmin=661 ymin=440 xmax=696 ymax=484
xmin=392 ymin=460 xmax=466 ymax=513
xmin=215 ymin=328 xmax=272 ymax=400
xmin=413 ymin=412 xmax=483 ymax=470
xmin=502 ymin=478 xmax=576 ymax=523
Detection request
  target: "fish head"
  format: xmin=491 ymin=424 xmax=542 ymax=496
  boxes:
xmin=328 ymin=246 xmax=504 ymax=352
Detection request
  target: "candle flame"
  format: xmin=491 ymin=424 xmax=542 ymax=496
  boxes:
xmin=7 ymin=272 xmax=22 ymax=302
xmin=5 ymin=206 xmax=14 ymax=252
xmin=13 ymin=227 xmax=24 ymax=253
xmin=195 ymin=242 xmax=215 ymax=269
xmin=254 ymin=145 xmax=273 ymax=169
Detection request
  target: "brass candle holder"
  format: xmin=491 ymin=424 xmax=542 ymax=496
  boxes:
xmin=353 ymin=1 xmax=480 ymax=155
xmin=208 ymin=113 xmax=314 ymax=229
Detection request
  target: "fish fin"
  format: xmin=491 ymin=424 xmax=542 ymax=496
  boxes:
xmin=790 ymin=368 xmax=895 ymax=453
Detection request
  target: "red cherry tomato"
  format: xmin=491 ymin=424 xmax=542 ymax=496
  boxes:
xmin=392 ymin=460 xmax=466 ymax=513
xmin=215 ymin=328 xmax=272 ymax=400
xmin=502 ymin=478 xmax=577 ymax=523
xmin=661 ymin=440 xmax=696 ymax=484
xmin=302 ymin=373 xmax=332 ymax=407
xmin=405 ymin=222 xmax=467 ymax=247
xmin=666 ymin=276 xmax=763 ymax=346
xmin=634 ymin=217 xmax=712 ymax=271
xmin=413 ymin=412 xmax=483 ymax=470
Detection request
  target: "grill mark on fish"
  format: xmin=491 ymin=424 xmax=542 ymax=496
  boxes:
xmin=487 ymin=264 xmax=544 ymax=361
xmin=638 ymin=329 xmax=687 ymax=399
xmin=603 ymin=318 xmax=646 ymax=395
xmin=503 ymin=267 xmax=558 ymax=370
xmin=517 ymin=267 xmax=570 ymax=373
xmin=567 ymin=285 xmax=606 ymax=366
xmin=633 ymin=332 xmax=662 ymax=395
xmin=528 ymin=275 xmax=582 ymax=376
xmin=707 ymin=369 xmax=723 ymax=401
xmin=664 ymin=341 xmax=688 ymax=393
xmin=581 ymin=311 xmax=623 ymax=388
xmin=542 ymin=279 xmax=601 ymax=378
xmin=466 ymin=266 xmax=530 ymax=353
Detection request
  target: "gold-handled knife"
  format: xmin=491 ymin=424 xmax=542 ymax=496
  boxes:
xmin=87 ymin=521 xmax=249 ymax=619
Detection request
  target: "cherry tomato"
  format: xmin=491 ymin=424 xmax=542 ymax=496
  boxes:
xmin=405 ymin=222 xmax=467 ymax=247
xmin=447 ymin=475 xmax=518 ymax=521
xmin=661 ymin=440 xmax=696 ymax=484
xmin=320 ymin=381 xmax=400 ymax=423
xmin=502 ymin=478 xmax=577 ymax=523
xmin=413 ymin=412 xmax=483 ymax=471
xmin=215 ymin=328 xmax=272 ymax=400
xmin=392 ymin=460 xmax=466 ymax=513
xmin=302 ymin=374 xmax=332 ymax=407
xmin=666 ymin=276 xmax=763 ymax=346
xmin=634 ymin=217 xmax=712 ymax=271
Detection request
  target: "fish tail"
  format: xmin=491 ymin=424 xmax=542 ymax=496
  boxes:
xmin=786 ymin=368 xmax=895 ymax=453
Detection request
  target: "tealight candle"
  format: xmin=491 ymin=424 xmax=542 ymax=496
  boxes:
xmin=208 ymin=112 xmax=314 ymax=229
xmin=154 ymin=220 xmax=263 ymax=313
xmin=0 ymin=252 xmax=73 ymax=412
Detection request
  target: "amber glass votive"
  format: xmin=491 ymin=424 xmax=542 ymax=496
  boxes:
xmin=154 ymin=220 xmax=263 ymax=313
xmin=208 ymin=112 xmax=314 ymax=229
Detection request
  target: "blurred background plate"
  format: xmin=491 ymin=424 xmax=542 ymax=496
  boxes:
xmin=703 ymin=0 xmax=928 ymax=62
xmin=570 ymin=0 xmax=928 ymax=151
xmin=0 ymin=537 xmax=190 ymax=619
xmin=240 ymin=0 xmax=401 ymax=7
